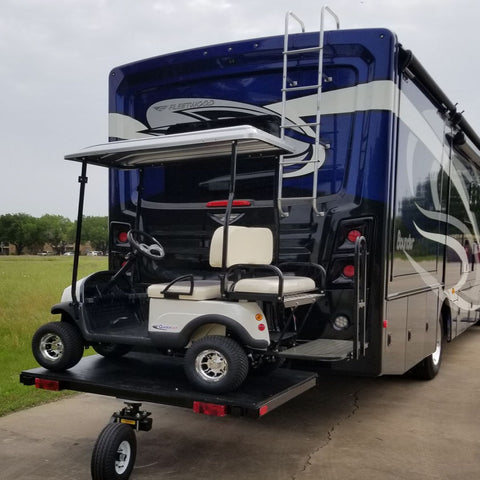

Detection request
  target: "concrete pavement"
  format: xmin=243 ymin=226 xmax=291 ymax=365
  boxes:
xmin=2 ymin=327 xmax=480 ymax=480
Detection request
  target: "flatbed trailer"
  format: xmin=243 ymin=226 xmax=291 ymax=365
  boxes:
xmin=20 ymin=351 xmax=317 ymax=418
xmin=20 ymin=352 xmax=317 ymax=479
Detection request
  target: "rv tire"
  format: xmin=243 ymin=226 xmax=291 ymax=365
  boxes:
xmin=411 ymin=318 xmax=444 ymax=380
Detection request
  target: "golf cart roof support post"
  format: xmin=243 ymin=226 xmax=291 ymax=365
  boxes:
xmin=135 ymin=168 xmax=145 ymax=230
xmin=221 ymin=140 xmax=238 ymax=271
xmin=71 ymin=160 xmax=88 ymax=306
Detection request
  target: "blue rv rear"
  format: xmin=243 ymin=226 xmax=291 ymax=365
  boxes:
xmin=106 ymin=24 xmax=480 ymax=378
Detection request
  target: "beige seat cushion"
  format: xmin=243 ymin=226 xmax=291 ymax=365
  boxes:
xmin=209 ymin=226 xmax=273 ymax=267
xmin=147 ymin=280 xmax=221 ymax=301
xmin=232 ymin=276 xmax=316 ymax=295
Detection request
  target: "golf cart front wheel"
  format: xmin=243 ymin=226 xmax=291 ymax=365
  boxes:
xmin=32 ymin=321 xmax=84 ymax=371
xmin=91 ymin=423 xmax=137 ymax=480
xmin=184 ymin=335 xmax=249 ymax=394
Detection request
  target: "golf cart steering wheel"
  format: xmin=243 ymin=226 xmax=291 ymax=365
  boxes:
xmin=127 ymin=229 xmax=165 ymax=261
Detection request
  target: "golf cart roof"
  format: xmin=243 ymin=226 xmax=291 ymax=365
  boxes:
xmin=65 ymin=125 xmax=294 ymax=168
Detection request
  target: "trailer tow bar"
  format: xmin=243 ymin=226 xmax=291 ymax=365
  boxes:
xmin=91 ymin=402 xmax=152 ymax=480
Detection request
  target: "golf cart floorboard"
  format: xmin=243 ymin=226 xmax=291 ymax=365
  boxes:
xmin=20 ymin=351 xmax=318 ymax=418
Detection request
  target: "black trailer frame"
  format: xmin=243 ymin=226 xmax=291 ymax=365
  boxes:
xmin=20 ymin=352 xmax=317 ymax=479
xmin=20 ymin=351 xmax=317 ymax=418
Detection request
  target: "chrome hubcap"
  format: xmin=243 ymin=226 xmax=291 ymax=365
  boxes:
xmin=195 ymin=349 xmax=228 ymax=382
xmin=39 ymin=333 xmax=64 ymax=361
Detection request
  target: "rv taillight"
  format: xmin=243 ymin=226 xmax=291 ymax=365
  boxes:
xmin=206 ymin=200 xmax=251 ymax=207
xmin=35 ymin=378 xmax=60 ymax=391
xmin=193 ymin=401 xmax=228 ymax=417
xmin=347 ymin=229 xmax=362 ymax=243
xmin=343 ymin=265 xmax=355 ymax=278
xmin=118 ymin=231 xmax=128 ymax=243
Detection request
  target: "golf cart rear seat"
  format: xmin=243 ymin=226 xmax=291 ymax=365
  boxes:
xmin=147 ymin=226 xmax=319 ymax=302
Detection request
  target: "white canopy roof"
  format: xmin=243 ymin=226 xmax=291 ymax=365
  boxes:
xmin=64 ymin=125 xmax=294 ymax=168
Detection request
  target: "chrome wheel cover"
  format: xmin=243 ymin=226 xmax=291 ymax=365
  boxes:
xmin=432 ymin=338 xmax=442 ymax=366
xmin=195 ymin=349 xmax=228 ymax=383
xmin=39 ymin=333 xmax=64 ymax=361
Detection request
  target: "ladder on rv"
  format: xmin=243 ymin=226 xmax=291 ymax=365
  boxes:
xmin=278 ymin=6 xmax=340 ymax=217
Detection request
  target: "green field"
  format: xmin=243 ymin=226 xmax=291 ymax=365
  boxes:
xmin=0 ymin=256 xmax=108 ymax=416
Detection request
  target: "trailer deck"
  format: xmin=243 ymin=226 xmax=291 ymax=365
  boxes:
xmin=20 ymin=351 xmax=318 ymax=418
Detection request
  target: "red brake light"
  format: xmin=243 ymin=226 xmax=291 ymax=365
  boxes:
xmin=193 ymin=401 xmax=227 ymax=417
xmin=343 ymin=265 xmax=355 ymax=278
xmin=206 ymin=200 xmax=251 ymax=208
xmin=347 ymin=229 xmax=362 ymax=243
xmin=118 ymin=231 xmax=128 ymax=243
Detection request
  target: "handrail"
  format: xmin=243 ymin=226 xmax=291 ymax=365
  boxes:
xmin=353 ymin=236 xmax=367 ymax=359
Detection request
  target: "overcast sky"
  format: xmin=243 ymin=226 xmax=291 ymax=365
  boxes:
xmin=1 ymin=0 xmax=479 ymax=219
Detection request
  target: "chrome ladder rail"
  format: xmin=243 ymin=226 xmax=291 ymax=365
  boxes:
xmin=278 ymin=6 xmax=340 ymax=218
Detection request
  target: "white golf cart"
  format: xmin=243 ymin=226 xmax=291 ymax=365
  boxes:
xmin=32 ymin=126 xmax=325 ymax=394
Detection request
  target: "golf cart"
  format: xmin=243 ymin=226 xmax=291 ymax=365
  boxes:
xmin=32 ymin=125 xmax=325 ymax=394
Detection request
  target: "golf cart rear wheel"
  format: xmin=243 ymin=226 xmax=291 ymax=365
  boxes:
xmin=92 ymin=343 xmax=133 ymax=359
xmin=32 ymin=321 xmax=84 ymax=371
xmin=184 ymin=335 xmax=249 ymax=394
xmin=91 ymin=423 xmax=136 ymax=480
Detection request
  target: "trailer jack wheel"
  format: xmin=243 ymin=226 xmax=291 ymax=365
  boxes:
xmin=91 ymin=422 xmax=137 ymax=480
xmin=91 ymin=402 xmax=152 ymax=480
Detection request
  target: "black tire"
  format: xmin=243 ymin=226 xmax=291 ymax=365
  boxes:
xmin=184 ymin=335 xmax=249 ymax=394
xmin=411 ymin=318 xmax=444 ymax=380
xmin=32 ymin=321 xmax=84 ymax=371
xmin=92 ymin=343 xmax=133 ymax=359
xmin=91 ymin=423 xmax=136 ymax=480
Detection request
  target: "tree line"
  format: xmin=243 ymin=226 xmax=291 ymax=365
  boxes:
xmin=0 ymin=213 xmax=108 ymax=255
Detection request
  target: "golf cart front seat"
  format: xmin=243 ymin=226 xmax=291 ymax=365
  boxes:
xmin=147 ymin=226 xmax=319 ymax=302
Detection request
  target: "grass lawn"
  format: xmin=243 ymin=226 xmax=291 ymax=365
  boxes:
xmin=0 ymin=255 xmax=108 ymax=416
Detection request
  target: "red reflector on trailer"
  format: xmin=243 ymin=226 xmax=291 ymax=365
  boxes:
xmin=259 ymin=405 xmax=269 ymax=417
xmin=193 ymin=401 xmax=227 ymax=417
xmin=35 ymin=378 xmax=60 ymax=391
xmin=206 ymin=200 xmax=251 ymax=207
xmin=118 ymin=231 xmax=128 ymax=243
xmin=383 ymin=320 xmax=388 ymax=329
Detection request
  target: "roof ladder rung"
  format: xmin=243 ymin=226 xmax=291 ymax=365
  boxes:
xmin=283 ymin=46 xmax=322 ymax=55
xmin=282 ymin=84 xmax=321 ymax=93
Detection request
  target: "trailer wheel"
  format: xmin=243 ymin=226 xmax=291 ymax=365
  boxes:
xmin=184 ymin=335 xmax=249 ymax=394
xmin=91 ymin=423 xmax=136 ymax=480
xmin=32 ymin=321 xmax=84 ymax=371
xmin=92 ymin=343 xmax=133 ymax=359
xmin=411 ymin=318 xmax=444 ymax=380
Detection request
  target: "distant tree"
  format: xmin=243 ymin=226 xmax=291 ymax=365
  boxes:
xmin=39 ymin=214 xmax=72 ymax=255
xmin=0 ymin=213 xmax=39 ymax=254
xmin=81 ymin=216 xmax=108 ymax=253
xmin=68 ymin=216 xmax=108 ymax=253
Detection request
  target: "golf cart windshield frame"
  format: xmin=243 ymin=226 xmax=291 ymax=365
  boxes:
xmin=66 ymin=125 xmax=294 ymax=305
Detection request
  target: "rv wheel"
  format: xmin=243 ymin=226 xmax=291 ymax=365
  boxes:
xmin=91 ymin=423 xmax=136 ymax=480
xmin=411 ymin=318 xmax=444 ymax=380
xmin=32 ymin=321 xmax=84 ymax=371
xmin=184 ymin=335 xmax=249 ymax=394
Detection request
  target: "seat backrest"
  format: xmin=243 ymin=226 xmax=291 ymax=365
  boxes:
xmin=209 ymin=226 xmax=273 ymax=268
